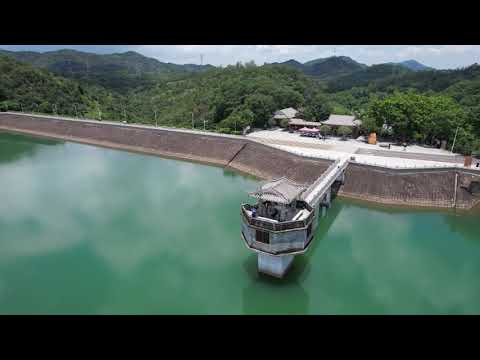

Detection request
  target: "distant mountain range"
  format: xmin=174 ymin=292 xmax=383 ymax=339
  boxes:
xmin=0 ymin=49 xmax=214 ymax=93
xmin=269 ymin=56 xmax=368 ymax=80
xmin=0 ymin=48 xmax=435 ymax=93
xmin=269 ymin=56 xmax=433 ymax=80
xmin=390 ymin=59 xmax=433 ymax=71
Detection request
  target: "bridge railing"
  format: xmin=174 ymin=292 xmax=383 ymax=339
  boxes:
xmin=302 ymin=159 xmax=342 ymax=200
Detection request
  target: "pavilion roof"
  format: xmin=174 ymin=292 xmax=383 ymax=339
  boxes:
xmin=273 ymin=107 xmax=299 ymax=119
xmin=322 ymin=114 xmax=362 ymax=127
xmin=248 ymin=177 xmax=307 ymax=205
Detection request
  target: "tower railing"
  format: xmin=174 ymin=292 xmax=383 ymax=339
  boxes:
xmin=241 ymin=204 xmax=315 ymax=232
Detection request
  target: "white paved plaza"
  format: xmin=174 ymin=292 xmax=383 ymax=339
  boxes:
xmin=247 ymin=129 xmax=473 ymax=169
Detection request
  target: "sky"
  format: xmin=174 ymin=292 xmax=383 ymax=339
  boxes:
xmin=1 ymin=45 xmax=480 ymax=69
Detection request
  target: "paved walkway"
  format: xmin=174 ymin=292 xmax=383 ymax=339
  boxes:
xmin=355 ymin=148 xmax=464 ymax=164
xmin=247 ymin=129 xmax=458 ymax=157
xmin=247 ymin=128 xmax=471 ymax=169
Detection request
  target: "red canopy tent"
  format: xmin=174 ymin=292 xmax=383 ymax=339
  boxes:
xmin=299 ymin=127 xmax=320 ymax=133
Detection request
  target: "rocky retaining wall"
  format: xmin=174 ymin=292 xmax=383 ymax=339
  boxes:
xmin=338 ymin=163 xmax=480 ymax=209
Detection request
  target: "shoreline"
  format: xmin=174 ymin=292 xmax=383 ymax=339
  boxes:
xmin=1 ymin=113 xmax=479 ymax=211
xmin=0 ymin=127 xmax=269 ymax=181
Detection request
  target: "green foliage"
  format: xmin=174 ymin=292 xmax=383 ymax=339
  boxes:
xmin=319 ymin=124 xmax=332 ymax=135
xmin=244 ymin=93 xmax=276 ymax=127
xmin=0 ymin=54 xmax=123 ymax=117
xmin=217 ymin=108 xmax=254 ymax=132
xmin=279 ymin=118 xmax=290 ymax=128
xmin=360 ymin=116 xmax=380 ymax=134
xmin=364 ymin=91 xmax=473 ymax=151
xmin=328 ymin=64 xmax=412 ymax=92
xmin=303 ymin=94 xmax=332 ymax=121
xmin=0 ymin=49 xmax=213 ymax=94
xmin=118 ymin=64 xmax=320 ymax=129
xmin=337 ymin=126 xmax=353 ymax=137
xmin=272 ymin=56 xmax=367 ymax=80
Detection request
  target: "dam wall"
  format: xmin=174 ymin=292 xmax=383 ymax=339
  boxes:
xmin=1 ymin=112 xmax=479 ymax=209
xmin=339 ymin=163 xmax=480 ymax=209
xmin=0 ymin=113 xmax=331 ymax=185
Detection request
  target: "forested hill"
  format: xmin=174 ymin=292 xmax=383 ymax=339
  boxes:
xmin=121 ymin=64 xmax=331 ymax=130
xmin=0 ymin=55 xmax=330 ymax=129
xmin=327 ymin=63 xmax=480 ymax=94
xmin=327 ymin=63 xmax=415 ymax=91
xmin=0 ymin=49 xmax=214 ymax=93
xmin=269 ymin=56 xmax=367 ymax=80
xmin=395 ymin=59 xmax=433 ymax=71
xmin=0 ymin=54 xmax=124 ymax=119
xmin=269 ymin=56 xmax=434 ymax=80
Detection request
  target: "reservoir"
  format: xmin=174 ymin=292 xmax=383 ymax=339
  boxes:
xmin=1 ymin=132 xmax=480 ymax=314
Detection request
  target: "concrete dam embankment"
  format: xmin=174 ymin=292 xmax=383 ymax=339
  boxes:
xmin=1 ymin=113 xmax=479 ymax=210
xmin=0 ymin=113 xmax=331 ymax=185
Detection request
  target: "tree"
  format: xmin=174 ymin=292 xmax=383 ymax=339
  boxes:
xmin=365 ymin=91 xmax=472 ymax=148
xmin=337 ymin=126 xmax=353 ymax=139
xmin=279 ymin=118 xmax=290 ymax=128
xmin=319 ymin=124 xmax=332 ymax=136
xmin=304 ymin=94 xmax=332 ymax=121
xmin=217 ymin=108 xmax=254 ymax=133
xmin=244 ymin=93 xmax=276 ymax=127
xmin=360 ymin=116 xmax=380 ymax=134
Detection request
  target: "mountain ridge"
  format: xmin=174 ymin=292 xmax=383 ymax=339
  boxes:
xmin=0 ymin=49 xmax=214 ymax=93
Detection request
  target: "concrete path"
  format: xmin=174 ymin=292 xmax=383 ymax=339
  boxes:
xmin=355 ymin=148 xmax=464 ymax=164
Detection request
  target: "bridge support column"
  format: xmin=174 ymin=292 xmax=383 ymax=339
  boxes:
xmin=321 ymin=204 xmax=327 ymax=217
xmin=322 ymin=187 xmax=332 ymax=208
xmin=258 ymin=253 xmax=294 ymax=278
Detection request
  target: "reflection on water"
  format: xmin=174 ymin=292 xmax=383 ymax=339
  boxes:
xmin=1 ymin=132 xmax=480 ymax=314
xmin=0 ymin=132 xmax=62 ymax=164
xmin=242 ymin=254 xmax=310 ymax=315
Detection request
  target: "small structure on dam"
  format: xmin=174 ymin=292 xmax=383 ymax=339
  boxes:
xmin=241 ymin=158 xmax=349 ymax=278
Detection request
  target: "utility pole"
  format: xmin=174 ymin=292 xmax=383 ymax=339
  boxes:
xmin=74 ymin=104 xmax=78 ymax=118
xmin=154 ymin=110 xmax=158 ymax=127
xmin=98 ymin=106 xmax=102 ymax=121
xmin=203 ymin=118 xmax=208 ymax=131
xmin=200 ymin=54 xmax=204 ymax=65
xmin=451 ymin=126 xmax=460 ymax=153
xmin=192 ymin=112 xmax=194 ymax=129
xmin=53 ymin=103 xmax=57 ymax=115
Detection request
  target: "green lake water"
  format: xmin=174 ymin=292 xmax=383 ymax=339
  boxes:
xmin=1 ymin=131 xmax=480 ymax=314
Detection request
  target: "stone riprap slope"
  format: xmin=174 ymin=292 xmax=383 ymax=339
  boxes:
xmin=339 ymin=163 xmax=480 ymax=209
xmin=0 ymin=113 xmax=331 ymax=185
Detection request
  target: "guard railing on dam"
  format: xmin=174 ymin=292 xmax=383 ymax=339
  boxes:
xmin=241 ymin=203 xmax=315 ymax=232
